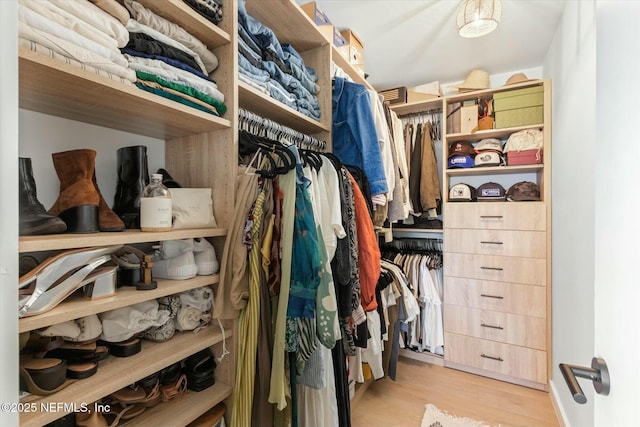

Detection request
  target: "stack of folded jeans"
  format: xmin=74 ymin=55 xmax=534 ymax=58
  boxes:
xmin=122 ymin=0 xmax=227 ymax=117
xmin=238 ymin=0 xmax=321 ymax=121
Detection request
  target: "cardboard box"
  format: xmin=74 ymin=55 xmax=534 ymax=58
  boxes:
xmin=340 ymin=29 xmax=364 ymax=65
xmin=460 ymin=105 xmax=478 ymax=134
xmin=301 ymin=2 xmax=332 ymax=26
xmin=333 ymin=27 xmax=347 ymax=49
xmin=406 ymin=90 xmax=439 ymax=103
xmin=495 ymin=106 xmax=544 ymax=128
xmin=493 ymin=86 xmax=544 ymax=128
xmin=412 ymin=81 xmax=442 ymax=97
xmin=507 ymin=149 xmax=544 ymax=166
xmin=380 ymin=87 xmax=407 ymax=105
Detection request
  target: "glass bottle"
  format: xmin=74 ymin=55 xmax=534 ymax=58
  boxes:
xmin=140 ymin=173 xmax=172 ymax=232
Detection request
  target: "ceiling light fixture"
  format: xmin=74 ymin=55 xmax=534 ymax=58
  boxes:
xmin=456 ymin=0 xmax=502 ymax=38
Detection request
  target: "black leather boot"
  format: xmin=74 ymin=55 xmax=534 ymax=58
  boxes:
xmin=112 ymin=145 xmax=150 ymax=229
xmin=19 ymin=157 xmax=67 ymax=236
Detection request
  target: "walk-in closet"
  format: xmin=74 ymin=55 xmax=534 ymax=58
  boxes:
xmin=2 ymin=1 xmax=639 ymax=427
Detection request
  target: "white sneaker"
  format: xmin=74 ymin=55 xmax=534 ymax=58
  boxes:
xmin=158 ymin=238 xmax=194 ymax=259
xmin=192 ymin=238 xmax=219 ymax=275
xmin=152 ymin=250 xmax=198 ymax=280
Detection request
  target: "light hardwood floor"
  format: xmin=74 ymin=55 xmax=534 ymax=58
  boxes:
xmin=351 ymin=358 xmax=560 ymax=427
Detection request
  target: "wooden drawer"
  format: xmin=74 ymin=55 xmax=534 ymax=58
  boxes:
xmin=445 ymin=333 xmax=547 ymax=384
xmin=444 ymin=253 xmax=546 ymax=286
xmin=444 ymin=277 xmax=546 ymax=317
xmin=444 ymin=305 xmax=546 ymax=350
xmin=444 ymin=228 xmax=546 ymax=258
xmin=444 ymin=203 xmax=546 ymax=231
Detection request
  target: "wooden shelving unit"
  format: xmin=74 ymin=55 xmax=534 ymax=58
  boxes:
xmin=20 ymin=326 xmax=230 ymax=427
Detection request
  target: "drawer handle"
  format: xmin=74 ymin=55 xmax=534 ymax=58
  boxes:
xmin=481 ymin=323 xmax=504 ymax=330
xmin=480 ymin=215 xmax=503 ymax=219
xmin=481 ymin=266 xmax=504 ymax=271
xmin=480 ymin=294 xmax=504 ymax=300
xmin=481 ymin=353 xmax=504 ymax=362
xmin=480 ymin=241 xmax=503 ymax=245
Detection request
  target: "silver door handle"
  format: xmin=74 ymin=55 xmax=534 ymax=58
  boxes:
xmin=559 ymin=357 xmax=610 ymax=404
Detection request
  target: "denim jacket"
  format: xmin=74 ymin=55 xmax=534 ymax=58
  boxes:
xmin=332 ymin=77 xmax=388 ymax=196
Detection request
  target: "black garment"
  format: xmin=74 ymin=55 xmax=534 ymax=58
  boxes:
xmin=409 ymin=123 xmax=423 ymax=213
xmin=354 ymin=318 xmax=369 ymax=348
xmin=332 ymin=340 xmax=352 ymax=427
xmin=345 ymin=165 xmax=374 ymax=219
xmin=182 ymin=0 xmax=222 ymax=24
xmin=126 ymin=32 xmax=202 ymax=73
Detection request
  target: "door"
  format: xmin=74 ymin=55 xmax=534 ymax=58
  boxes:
xmin=593 ymin=2 xmax=640 ymax=425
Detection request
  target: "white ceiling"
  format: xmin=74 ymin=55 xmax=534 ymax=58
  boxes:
xmin=297 ymin=0 xmax=567 ymax=91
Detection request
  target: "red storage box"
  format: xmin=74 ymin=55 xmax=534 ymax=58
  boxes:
xmin=507 ymin=149 xmax=543 ymax=166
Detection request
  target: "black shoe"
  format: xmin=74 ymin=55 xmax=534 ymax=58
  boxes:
xmin=157 ymin=168 xmax=182 ymax=188
xmin=112 ymin=146 xmax=150 ymax=229
xmin=19 ymin=157 xmax=67 ymax=236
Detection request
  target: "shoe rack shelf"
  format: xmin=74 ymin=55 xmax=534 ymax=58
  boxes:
xmin=19 ymin=326 xmax=232 ymax=427
xmin=18 ymin=228 xmax=227 ymax=253
xmin=19 ymin=275 xmax=219 ymax=334
xmin=121 ymin=382 xmax=232 ymax=427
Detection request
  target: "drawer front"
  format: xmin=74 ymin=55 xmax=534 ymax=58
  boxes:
xmin=444 ymin=277 xmax=546 ymax=317
xmin=445 ymin=203 xmax=546 ymax=230
xmin=444 ymin=228 xmax=546 ymax=258
xmin=445 ymin=333 xmax=547 ymax=384
xmin=444 ymin=253 xmax=546 ymax=286
xmin=444 ymin=305 xmax=546 ymax=350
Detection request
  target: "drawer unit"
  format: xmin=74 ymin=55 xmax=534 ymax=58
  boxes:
xmin=445 ymin=333 xmax=547 ymax=384
xmin=444 ymin=305 xmax=546 ymax=350
xmin=444 ymin=228 xmax=546 ymax=258
xmin=444 ymin=277 xmax=546 ymax=317
xmin=444 ymin=253 xmax=546 ymax=286
xmin=445 ymin=202 xmax=546 ymax=231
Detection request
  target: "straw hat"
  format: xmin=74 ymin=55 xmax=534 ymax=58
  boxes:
xmin=454 ymin=69 xmax=490 ymax=91
xmin=504 ymin=72 xmax=534 ymax=86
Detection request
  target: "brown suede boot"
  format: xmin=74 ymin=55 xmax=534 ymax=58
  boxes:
xmin=48 ymin=149 xmax=100 ymax=233
xmin=92 ymin=171 xmax=124 ymax=232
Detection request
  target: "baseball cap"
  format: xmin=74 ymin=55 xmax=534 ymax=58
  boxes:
xmin=476 ymin=182 xmax=506 ymax=201
xmin=448 ymin=141 xmax=474 ymax=157
xmin=449 ymin=183 xmax=476 ymax=202
xmin=474 ymin=151 xmax=504 ymax=167
xmin=474 ymin=138 xmax=503 ymax=153
xmin=507 ymin=181 xmax=541 ymax=201
xmin=447 ymin=155 xmax=474 ymax=169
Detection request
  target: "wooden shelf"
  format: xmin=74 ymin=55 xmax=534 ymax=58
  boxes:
xmin=331 ymin=46 xmax=372 ymax=90
xmin=389 ymin=98 xmax=444 ymax=116
xmin=245 ymin=0 xmax=328 ymax=52
xmin=399 ymin=349 xmax=445 ymax=366
xmin=446 ymin=164 xmax=543 ymax=176
xmin=392 ymin=228 xmax=444 ymax=235
xmin=444 ymin=79 xmax=545 ymax=103
xmin=122 ymin=383 xmax=232 ymax=427
xmin=445 ymin=123 xmax=544 ymax=143
xmin=19 ymin=49 xmax=231 ymax=140
xmin=135 ymin=0 xmax=231 ymax=49
xmin=20 ymin=326 xmax=230 ymax=427
xmin=19 ymin=228 xmax=227 ymax=253
xmin=238 ymin=81 xmax=330 ymax=134
xmin=19 ymin=275 xmax=219 ymax=333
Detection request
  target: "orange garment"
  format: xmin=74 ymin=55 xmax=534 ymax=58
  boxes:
xmin=348 ymin=172 xmax=380 ymax=312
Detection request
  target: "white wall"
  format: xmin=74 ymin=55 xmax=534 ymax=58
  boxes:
xmin=19 ymin=110 xmax=165 ymax=210
xmin=594 ymin=2 xmax=640 ymax=425
xmin=543 ymin=1 xmax=597 ymax=426
xmin=1 ymin=1 xmax=18 ymax=425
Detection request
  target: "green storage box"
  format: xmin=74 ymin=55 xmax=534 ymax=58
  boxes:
xmin=493 ymin=86 xmax=544 ymax=128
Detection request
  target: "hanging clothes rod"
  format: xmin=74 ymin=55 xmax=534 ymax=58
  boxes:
xmin=238 ymin=108 xmax=327 ymax=151
xmin=397 ymin=108 xmax=442 ymax=119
